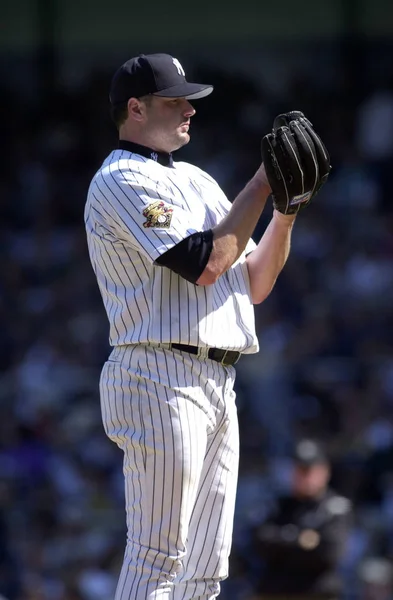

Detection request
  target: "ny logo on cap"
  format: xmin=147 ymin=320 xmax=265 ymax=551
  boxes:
xmin=172 ymin=58 xmax=185 ymax=76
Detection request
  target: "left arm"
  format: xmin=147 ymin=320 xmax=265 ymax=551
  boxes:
xmin=246 ymin=110 xmax=331 ymax=305
xmin=246 ymin=210 xmax=296 ymax=304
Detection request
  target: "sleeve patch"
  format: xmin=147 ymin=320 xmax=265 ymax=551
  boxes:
xmin=143 ymin=201 xmax=173 ymax=228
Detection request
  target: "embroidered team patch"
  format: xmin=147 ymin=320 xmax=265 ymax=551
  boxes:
xmin=142 ymin=201 xmax=173 ymax=228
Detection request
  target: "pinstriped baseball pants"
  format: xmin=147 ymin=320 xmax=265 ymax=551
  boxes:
xmin=100 ymin=344 xmax=239 ymax=600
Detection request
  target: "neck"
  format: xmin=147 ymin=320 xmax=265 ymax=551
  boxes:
xmin=118 ymin=139 xmax=174 ymax=168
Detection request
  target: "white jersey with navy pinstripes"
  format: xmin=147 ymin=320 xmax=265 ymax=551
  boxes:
xmin=84 ymin=148 xmax=259 ymax=354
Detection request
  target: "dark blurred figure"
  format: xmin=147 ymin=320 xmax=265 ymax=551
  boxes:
xmin=251 ymin=439 xmax=352 ymax=600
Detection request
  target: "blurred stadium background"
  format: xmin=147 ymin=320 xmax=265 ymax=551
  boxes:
xmin=1 ymin=0 xmax=393 ymax=598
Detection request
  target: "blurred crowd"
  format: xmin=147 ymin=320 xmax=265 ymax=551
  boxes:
xmin=1 ymin=51 xmax=393 ymax=599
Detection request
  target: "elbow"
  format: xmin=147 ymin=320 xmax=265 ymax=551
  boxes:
xmin=196 ymin=264 xmax=221 ymax=286
xmin=252 ymin=291 xmax=270 ymax=305
xmin=248 ymin=266 xmax=280 ymax=304
xmin=251 ymin=283 xmax=275 ymax=305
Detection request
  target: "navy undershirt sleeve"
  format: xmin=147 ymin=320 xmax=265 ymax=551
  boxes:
xmin=155 ymin=229 xmax=214 ymax=284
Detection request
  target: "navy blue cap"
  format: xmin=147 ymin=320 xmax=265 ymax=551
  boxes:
xmin=110 ymin=53 xmax=213 ymax=105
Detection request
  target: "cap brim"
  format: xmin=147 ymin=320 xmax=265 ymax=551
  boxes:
xmin=153 ymin=82 xmax=213 ymax=100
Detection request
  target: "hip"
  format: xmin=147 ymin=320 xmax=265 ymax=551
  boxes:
xmin=100 ymin=345 xmax=237 ymax=431
xmin=100 ymin=343 xmax=237 ymax=418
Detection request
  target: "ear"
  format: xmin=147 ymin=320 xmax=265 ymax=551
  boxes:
xmin=127 ymin=97 xmax=146 ymax=123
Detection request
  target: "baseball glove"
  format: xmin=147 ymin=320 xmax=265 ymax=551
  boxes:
xmin=261 ymin=111 xmax=331 ymax=215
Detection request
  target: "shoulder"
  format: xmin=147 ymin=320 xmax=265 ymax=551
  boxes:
xmin=92 ymin=150 xmax=167 ymax=191
xmin=100 ymin=150 xmax=150 ymax=179
xmin=261 ymin=495 xmax=295 ymax=524
xmin=174 ymin=160 xmax=219 ymax=185
xmin=274 ymin=495 xmax=295 ymax=513
xmin=174 ymin=160 xmax=232 ymax=213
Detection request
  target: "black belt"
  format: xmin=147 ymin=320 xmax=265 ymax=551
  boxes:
xmin=170 ymin=343 xmax=241 ymax=366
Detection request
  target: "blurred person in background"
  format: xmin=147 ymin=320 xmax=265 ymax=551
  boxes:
xmin=251 ymin=439 xmax=352 ymax=600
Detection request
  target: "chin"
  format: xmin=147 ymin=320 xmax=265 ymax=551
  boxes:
xmin=172 ymin=132 xmax=190 ymax=151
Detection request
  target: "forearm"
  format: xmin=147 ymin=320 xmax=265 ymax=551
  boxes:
xmin=196 ymin=171 xmax=270 ymax=285
xmin=246 ymin=210 xmax=296 ymax=304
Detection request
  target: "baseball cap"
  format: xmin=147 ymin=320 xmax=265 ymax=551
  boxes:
xmin=109 ymin=53 xmax=213 ymax=105
xmin=293 ymin=439 xmax=328 ymax=467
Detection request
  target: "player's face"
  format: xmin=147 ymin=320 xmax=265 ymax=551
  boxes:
xmin=292 ymin=463 xmax=330 ymax=498
xmin=142 ymin=96 xmax=196 ymax=153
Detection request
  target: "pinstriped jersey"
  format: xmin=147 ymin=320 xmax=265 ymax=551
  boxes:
xmin=84 ymin=149 xmax=259 ymax=354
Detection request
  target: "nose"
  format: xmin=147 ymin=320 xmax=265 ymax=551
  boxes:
xmin=183 ymin=99 xmax=196 ymax=117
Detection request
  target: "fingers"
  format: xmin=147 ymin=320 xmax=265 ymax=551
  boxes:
xmin=273 ymin=110 xmax=307 ymax=132
xmin=275 ymin=126 xmax=305 ymax=193
xmin=273 ymin=112 xmax=330 ymax=182
xmin=289 ymin=120 xmax=319 ymax=192
xmin=261 ymin=126 xmax=314 ymax=215
xmin=298 ymin=117 xmax=331 ymax=178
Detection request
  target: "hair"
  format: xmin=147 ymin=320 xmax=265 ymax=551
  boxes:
xmin=110 ymin=94 xmax=154 ymax=130
xmin=110 ymin=103 xmax=128 ymax=130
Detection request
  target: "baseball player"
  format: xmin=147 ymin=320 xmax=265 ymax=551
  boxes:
xmin=84 ymin=53 xmax=330 ymax=600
